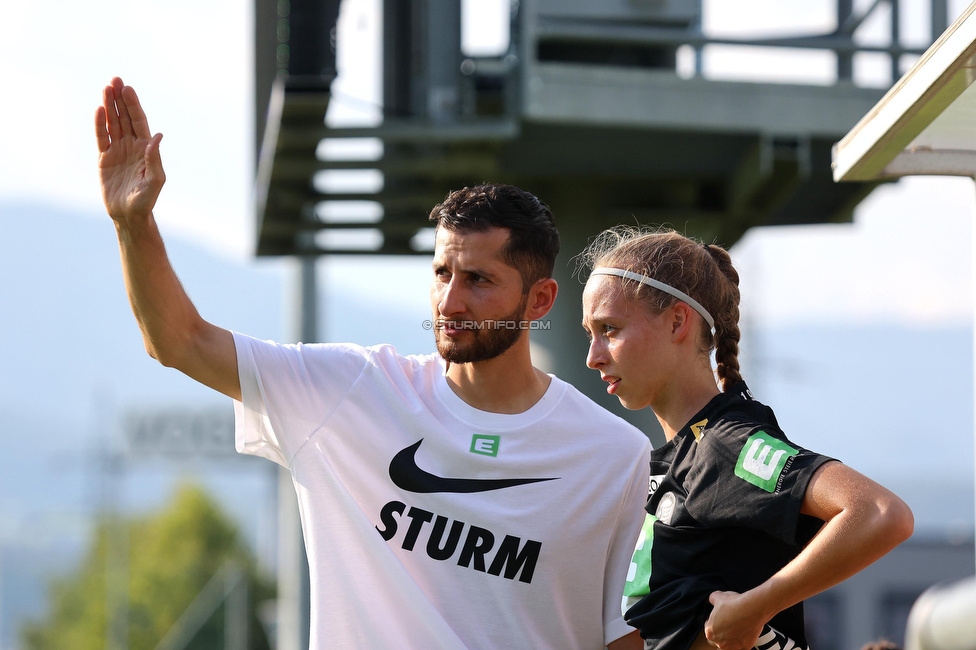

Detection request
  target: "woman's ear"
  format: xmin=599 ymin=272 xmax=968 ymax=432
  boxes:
xmin=670 ymin=301 xmax=697 ymax=342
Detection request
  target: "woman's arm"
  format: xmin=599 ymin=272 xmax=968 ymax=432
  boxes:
xmin=703 ymin=461 xmax=914 ymax=650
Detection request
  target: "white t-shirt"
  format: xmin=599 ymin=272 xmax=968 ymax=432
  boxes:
xmin=233 ymin=333 xmax=651 ymax=649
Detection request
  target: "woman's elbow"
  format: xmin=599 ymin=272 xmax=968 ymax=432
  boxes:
xmin=877 ymin=493 xmax=914 ymax=547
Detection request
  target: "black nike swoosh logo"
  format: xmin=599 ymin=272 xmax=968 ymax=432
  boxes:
xmin=389 ymin=439 xmax=559 ymax=494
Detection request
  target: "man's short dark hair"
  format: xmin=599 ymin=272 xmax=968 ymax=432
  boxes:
xmin=429 ymin=184 xmax=560 ymax=288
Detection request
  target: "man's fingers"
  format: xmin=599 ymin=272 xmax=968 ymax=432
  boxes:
xmin=103 ymin=84 xmax=122 ymax=142
xmin=146 ymin=133 xmax=165 ymax=181
xmin=95 ymin=106 xmax=110 ymax=152
xmin=112 ymin=77 xmax=134 ymax=137
xmin=100 ymin=77 xmax=152 ymax=148
xmin=122 ymin=84 xmax=152 ymax=140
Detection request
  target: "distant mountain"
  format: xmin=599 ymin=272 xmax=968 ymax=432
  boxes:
xmin=0 ymin=201 xmax=431 ymax=433
xmin=0 ymin=202 xmax=284 ymax=423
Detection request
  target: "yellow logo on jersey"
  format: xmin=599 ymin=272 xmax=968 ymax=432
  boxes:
xmin=691 ymin=419 xmax=708 ymax=441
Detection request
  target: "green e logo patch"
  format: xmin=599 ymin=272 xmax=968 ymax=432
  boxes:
xmin=734 ymin=431 xmax=798 ymax=493
xmin=624 ymin=513 xmax=656 ymax=597
xmin=470 ymin=434 xmax=501 ymax=457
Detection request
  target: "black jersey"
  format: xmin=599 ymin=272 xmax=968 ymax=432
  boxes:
xmin=624 ymin=382 xmax=834 ymax=650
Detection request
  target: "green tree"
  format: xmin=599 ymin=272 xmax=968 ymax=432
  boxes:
xmin=22 ymin=484 xmax=273 ymax=650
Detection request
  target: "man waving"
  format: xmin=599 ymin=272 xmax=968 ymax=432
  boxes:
xmin=96 ymin=77 xmax=650 ymax=649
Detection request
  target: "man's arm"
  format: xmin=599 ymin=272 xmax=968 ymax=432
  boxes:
xmin=703 ymin=461 xmax=914 ymax=650
xmin=608 ymin=630 xmax=643 ymax=649
xmin=605 ymin=443 xmax=652 ymax=650
xmin=96 ymin=77 xmax=240 ymax=400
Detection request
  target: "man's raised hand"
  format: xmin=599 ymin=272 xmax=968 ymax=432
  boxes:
xmin=95 ymin=78 xmax=165 ymax=224
xmin=93 ymin=78 xmax=241 ymax=401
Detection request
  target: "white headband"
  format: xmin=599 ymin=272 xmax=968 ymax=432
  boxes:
xmin=590 ymin=267 xmax=715 ymax=331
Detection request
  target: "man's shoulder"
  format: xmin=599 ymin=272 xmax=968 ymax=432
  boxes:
xmin=550 ymin=375 xmax=635 ymax=424
xmin=548 ymin=375 xmax=651 ymax=450
xmin=271 ymin=338 xmax=440 ymax=369
xmin=363 ymin=343 xmax=442 ymax=373
xmin=235 ymin=334 xmax=444 ymax=382
xmin=234 ymin=331 xmax=369 ymax=357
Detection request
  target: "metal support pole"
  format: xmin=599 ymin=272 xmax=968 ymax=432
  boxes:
xmin=838 ymin=0 xmax=854 ymax=81
xmin=277 ymin=254 xmax=316 ymax=650
xmin=694 ymin=11 xmax=704 ymax=77
xmin=891 ymin=0 xmax=901 ymax=82
xmin=932 ymin=0 xmax=948 ymax=43
xmin=426 ymin=0 xmax=462 ymax=122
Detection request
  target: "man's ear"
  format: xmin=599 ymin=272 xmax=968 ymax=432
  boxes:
xmin=524 ymin=278 xmax=558 ymax=321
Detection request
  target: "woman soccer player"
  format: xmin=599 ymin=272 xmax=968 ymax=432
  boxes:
xmin=579 ymin=228 xmax=914 ymax=650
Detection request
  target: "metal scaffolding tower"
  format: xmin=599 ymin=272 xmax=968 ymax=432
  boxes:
xmin=252 ymin=1 xmax=945 ymax=646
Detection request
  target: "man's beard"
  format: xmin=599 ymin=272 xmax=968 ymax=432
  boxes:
xmin=435 ymin=295 xmax=529 ymax=364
